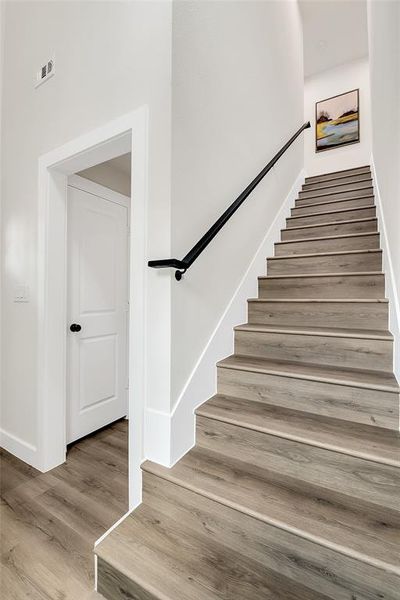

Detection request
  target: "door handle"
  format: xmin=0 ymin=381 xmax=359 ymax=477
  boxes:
xmin=70 ymin=323 xmax=82 ymax=332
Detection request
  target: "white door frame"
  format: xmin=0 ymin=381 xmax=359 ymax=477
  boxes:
xmin=37 ymin=107 xmax=148 ymax=508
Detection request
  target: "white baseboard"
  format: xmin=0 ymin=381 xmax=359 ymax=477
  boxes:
xmin=0 ymin=428 xmax=38 ymax=467
xmin=370 ymin=158 xmax=400 ymax=382
xmin=167 ymin=169 xmax=306 ymax=465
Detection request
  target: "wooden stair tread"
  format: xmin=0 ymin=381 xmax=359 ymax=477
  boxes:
xmin=288 ymin=204 xmax=375 ymax=220
xmin=295 ymin=193 xmax=373 ymax=207
xmin=305 ymin=166 xmax=370 ymax=182
xmin=196 ymin=394 xmax=400 ymax=466
xmin=305 ymin=173 xmax=371 ymax=187
xmin=268 ymin=248 xmax=381 ymax=260
xmin=142 ymin=447 xmax=400 ymax=574
xmin=276 ymin=231 xmax=378 ymax=245
xmin=259 ymin=270 xmax=383 ymax=279
xmin=302 ymin=177 xmax=372 ymax=191
xmin=217 ymin=354 xmax=400 ymax=392
xmin=249 ymin=297 xmax=388 ymax=303
xmin=95 ymin=503 xmax=331 ymax=600
xmin=234 ymin=322 xmax=393 ymax=340
xmin=299 ymin=189 xmax=373 ymax=202
xmin=284 ymin=216 xmax=377 ymax=231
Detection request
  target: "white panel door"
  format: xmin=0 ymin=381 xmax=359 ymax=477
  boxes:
xmin=67 ymin=183 xmax=129 ymax=443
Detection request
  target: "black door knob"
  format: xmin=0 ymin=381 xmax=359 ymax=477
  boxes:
xmin=70 ymin=323 xmax=82 ymax=332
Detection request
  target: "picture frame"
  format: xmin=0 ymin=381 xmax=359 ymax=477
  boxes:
xmin=315 ymin=89 xmax=360 ymax=152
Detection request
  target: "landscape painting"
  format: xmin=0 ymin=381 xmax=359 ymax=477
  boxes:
xmin=315 ymin=89 xmax=359 ymax=152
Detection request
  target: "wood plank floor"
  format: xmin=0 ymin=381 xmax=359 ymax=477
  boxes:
xmin=0 ymin=419 xmax=128 ymax=600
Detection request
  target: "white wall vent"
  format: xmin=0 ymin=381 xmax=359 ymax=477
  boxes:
xmin=35 ymin=58 xmax=55 ymax=88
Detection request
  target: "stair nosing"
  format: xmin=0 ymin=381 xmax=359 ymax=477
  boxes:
xmin=282 ymin=216 xmax=377 ymax=232
xmin=234 ymin=323 xmax=393 ymax=341
xmin=287 ymin=204 xmax=375 ymax=221
xmin=268 ymin=248 xmax=382 ymax=260
xmin=196 ymin=403 xmax=399 ymax=468
xmin=302 ymin=177 xmax=372 ymax=192
xmin=298 ymin=188 xmax=373 ymax=202
xmin=248 ymin=298 xmax=388 ymax=304
xmin=258 ymin=271 xmax=383 ymax=280
xmin=293 ymin=194 xmax=374 ymax=211
xmin=141 ymin=458 xmax=400 ymax=577
xmin=276 ymin=231 xmax=379 ymax=246
xmin=216 ymin=356 xmax=399 ymax=393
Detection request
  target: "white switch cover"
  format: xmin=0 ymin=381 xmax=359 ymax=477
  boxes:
xmin=14 ymin=285 xmax=30 ymax=303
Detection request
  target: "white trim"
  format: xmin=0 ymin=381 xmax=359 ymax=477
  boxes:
xmin=94 ymin=555 xmax=98 ymax=592
xmin=370 ymin=157 xmax=400 ymax=383
xmin=0 ymin=428 xmax=37 ymax=466
xmin=68 ymin=174 xmax=130 ymax=208
xmin=94 ymin=508 xmax=134 ymax=547
xmin=144 ymin=407 xmax=172 ymax=466
xmin=36 ymin=107 xmax=149 ymax=509
xmin=143 ymin=170 xmax=305 ymax=466
xmin=93 ymin=505 xmax=138 ymax=592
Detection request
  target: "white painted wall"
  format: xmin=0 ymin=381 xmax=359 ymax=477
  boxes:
xmin=169 ymin=0 xmax=304 ymax=410
xmin=367 ymin=0 xmax=400 ymax=380
xmin=1 ymin=0 xmax=305 ymax=470
xmin=304 ymin=58 xmax=372 ymax=176
xmin=0 ymin=1 xmax=172 ymax=462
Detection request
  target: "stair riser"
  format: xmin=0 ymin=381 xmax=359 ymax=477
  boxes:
xmin=98 ymin=557 xmax=157 ymax=600
xmin=292 ymin=196 xmax=374 ymax=216
xmin=248 ymin=301 xmax=388 ymax=330
xmin=217 ymin=366 xmax=399 ymax=430
xmin=305 ymin=166 xmax=371 ymax=184
xmin=275 ymin=233 xmax=379 ymax=256
xmin=259 ymin=274 xmax=385 ymax=299
xmin=234 ymin=329 xmax=393 ymax=371
xmin=287 ymin=206 xmax=376 ymax=227
xmin=267 ymin=251 xmax=382 ymax=275
xmin=298 ymin=186 xmax=373 ymax=202
xmin=143 ymin=472 xmax=399 ymax=600
xmin=281 ymin=219 xmax=378 ymax=240
xmin=303 ymin=175 xmax=372 ymax=192
xmin=196 ymin=417 xmax=399 ymax=511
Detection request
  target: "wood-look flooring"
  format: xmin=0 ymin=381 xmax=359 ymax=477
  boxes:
xmin=0 ymin=419 xmax=128 ymax=600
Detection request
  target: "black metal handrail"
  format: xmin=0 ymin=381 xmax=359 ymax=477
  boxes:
xmin=148 ymin=121 xmax=311 ymax=280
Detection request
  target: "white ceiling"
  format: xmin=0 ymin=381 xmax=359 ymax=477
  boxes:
xmin=299 ymin=0 xmax=369 ymax=78
xmin=106 ymin=153 xmax=131 ymax=176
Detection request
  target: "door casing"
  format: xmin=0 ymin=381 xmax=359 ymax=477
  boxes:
xmin=37 ymin=107 xmax=148 ymax=508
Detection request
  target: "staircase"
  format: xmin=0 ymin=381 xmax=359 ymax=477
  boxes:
xmin=95 ymin=165 xmax=400 ymax=600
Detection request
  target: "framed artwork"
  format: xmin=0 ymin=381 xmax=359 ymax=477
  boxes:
xmin=315 ymin=89 xmax=360 ymax=152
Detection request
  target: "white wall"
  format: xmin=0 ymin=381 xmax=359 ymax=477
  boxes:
xmin=304 ymin=58 xmax=372 ymax=176
xmin=367 ymin=0 xmax=400 ymax=380
xmin=1 ymin=0 xmax=305 ymax=470
xmin=170 ymin=1 xmax=304 ymax=405
xmin=0 ymin=1 xmax=172 ymax=461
